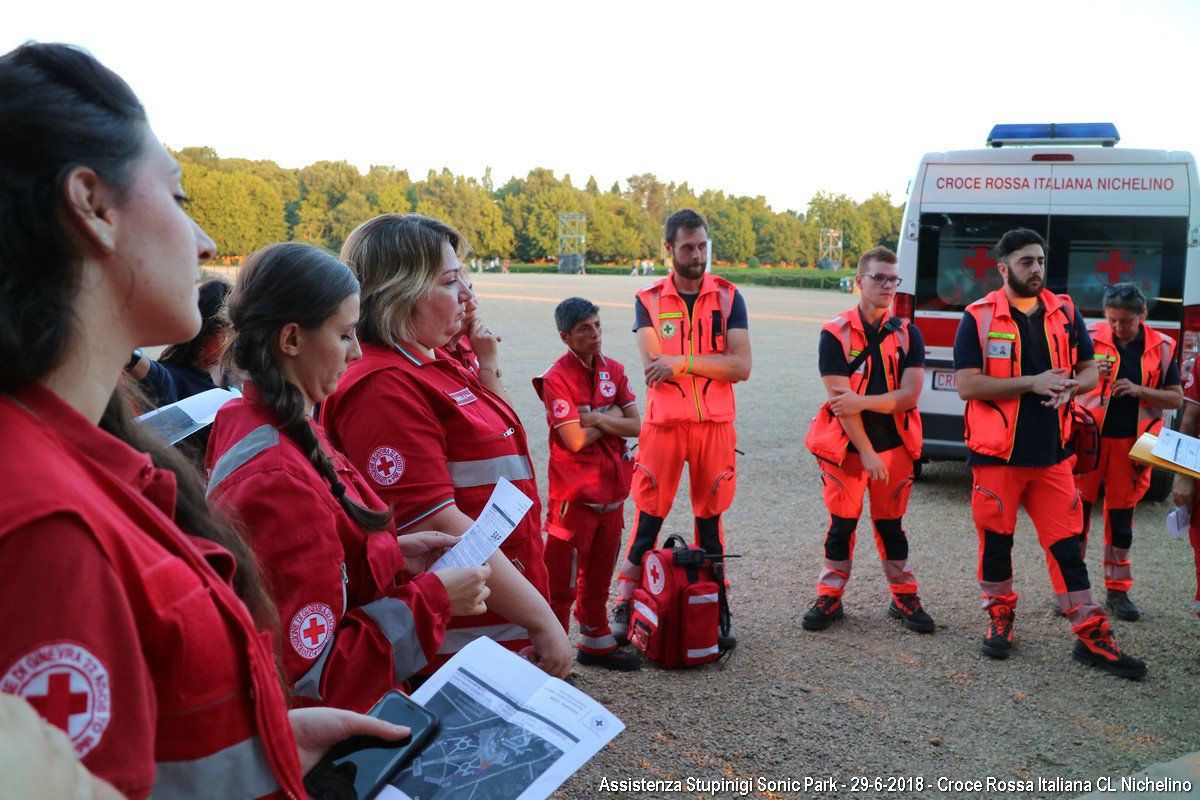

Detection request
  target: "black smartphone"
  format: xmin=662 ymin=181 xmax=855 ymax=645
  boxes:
xmin=303 ymin=690 xmax=439 ymax=800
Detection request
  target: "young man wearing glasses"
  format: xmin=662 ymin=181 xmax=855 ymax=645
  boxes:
xmin=954 ymin=228 xmax=1146 ymax=679
xmin=802 ymin=247 xmax=935 ymax=633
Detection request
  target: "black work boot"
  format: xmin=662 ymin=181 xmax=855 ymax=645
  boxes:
xmin=576 ymin=646 xmax=642 ymax=671
xmin=1105 ymin=590 xmax=1142 ymax=622
xmin=611 ymin=600 xmax=631 ymax=646
xmin=802 ymin=595 xmax=844 ymax=631
xmin=888 ymin=593 xmax=935 ymax=633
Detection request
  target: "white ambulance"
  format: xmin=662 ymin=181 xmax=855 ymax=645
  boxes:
xmin=894 ymin=123 xmax=1199 ymax=499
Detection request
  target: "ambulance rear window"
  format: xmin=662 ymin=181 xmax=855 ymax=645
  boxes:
xmin=916 ymin=213 xmax=1185 ymax=323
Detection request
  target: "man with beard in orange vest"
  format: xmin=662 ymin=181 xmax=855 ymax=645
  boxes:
xmin=611 ymin=209 xmax=751 ymax=650
xmin=803 ymin=247 xmax=934 ymax=633
xmin=954 ymin=228 xmax=1145 ymax=679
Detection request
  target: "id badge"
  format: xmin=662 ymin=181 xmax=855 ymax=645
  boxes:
xmin=987 ymin=340 xmax=1012 ymax=359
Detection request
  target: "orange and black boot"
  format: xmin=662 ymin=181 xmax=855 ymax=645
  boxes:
xmin=981 ymin=604 xmax=1015 ymax=659
xmin=1072 ymin=618 xmax=1147 ymax=680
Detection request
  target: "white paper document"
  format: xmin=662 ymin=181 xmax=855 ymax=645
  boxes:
xmin=430 ymin=478 xmax=532 ymax=571
xmin=1167 ymin=505 xmax=1190 ymax=540
xmin=133 ymin=387 xmax=240 ymax=445
xmin=378 ymin=637 xmax=623 ymax=800
xmin=1151 ymin=428 xmax=1200 ymax=475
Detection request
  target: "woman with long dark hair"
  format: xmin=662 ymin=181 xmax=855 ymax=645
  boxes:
xmin=206 ymin=241 xmax=489 ymax=712
xmin=322 ymin=214 xmax=572 ymax=678
xmin=0 ymin=42 xmax=406 ymax=798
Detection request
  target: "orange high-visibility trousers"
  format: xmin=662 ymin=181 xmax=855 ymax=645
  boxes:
xmin=972 ymin=460 xmax=1104 ymax=631
xmin=1074 ymin=436 xmax=1150 ymax=592
xmin=815 ymin=448 xmax=918 ymax=598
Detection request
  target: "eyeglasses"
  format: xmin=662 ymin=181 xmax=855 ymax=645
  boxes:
xmin=1104 ymin=284 xmax=1142 ymax=300
xmin=864 ymin=274 xmax=902 ymax=287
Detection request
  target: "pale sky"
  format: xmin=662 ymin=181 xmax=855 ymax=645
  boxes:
xmin=7 ymin=0 xmax=1198 ymax=212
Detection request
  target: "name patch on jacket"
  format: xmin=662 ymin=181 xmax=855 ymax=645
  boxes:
xmin=449 ymin=388 xmax=478 ymax=406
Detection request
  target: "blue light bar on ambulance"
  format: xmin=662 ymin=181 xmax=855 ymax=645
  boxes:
xmin=986 ymin=123 xmax=1120 ymax=148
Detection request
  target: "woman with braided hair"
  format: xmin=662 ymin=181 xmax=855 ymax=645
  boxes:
xmin=206 ymin=242 xmax=491 ymax=712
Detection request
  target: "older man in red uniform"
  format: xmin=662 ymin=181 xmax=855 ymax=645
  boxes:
xmin=612 ymin=209 xmax=752 ymax=649
xmin=534 ymin=297 xmax=642 ymax=670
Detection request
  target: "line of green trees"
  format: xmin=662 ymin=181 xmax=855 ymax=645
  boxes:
xmin=175 ymin=147 xmax=905 ymax=266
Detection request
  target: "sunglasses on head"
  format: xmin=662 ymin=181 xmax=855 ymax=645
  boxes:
xmin=1104 ymin=284 xmax=1142 ymax=300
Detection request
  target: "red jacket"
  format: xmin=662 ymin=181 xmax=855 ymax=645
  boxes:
xmin=442 ymin=335 xmax=479 ymax=376
xmin=805 ymin=308 xmax=923 ymax=464
xmin=321 ymin=342 xmax=548 ymax=671
xmin=962 ymin=288 xmax=1079 ymax=460
xmin=1076 ymin=322 xmax=1175 ymax=437
xmin=0 ymin=385 xmax=304 ymax=800
xmin=532 ymin=351 xmax=636 ymax=506
xmin=637 ymin=272 xmax=739 ymax=425
xmin=206 ymin=387 xmax=451 ymax=713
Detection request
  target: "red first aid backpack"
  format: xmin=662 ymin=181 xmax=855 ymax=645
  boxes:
xmin=628 ymin=535 xmax=733 ymax=669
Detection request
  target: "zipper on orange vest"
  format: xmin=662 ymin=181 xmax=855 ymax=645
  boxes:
xmin=682 ymin=300 xmax=703 ymax=422
xmin=1003 ymin=323 xmax=1022 ymax=462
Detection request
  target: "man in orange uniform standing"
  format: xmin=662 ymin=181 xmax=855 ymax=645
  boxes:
xmin=611 ymin=209 xmax=752 ymax=649
xmin=802 ymin=247 xmax=934 ymax=633
xmin=954 ymin=228 xmax=1145 ymax=679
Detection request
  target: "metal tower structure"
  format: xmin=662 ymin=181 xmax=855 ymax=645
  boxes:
xmin=557 ymin=213 xmax=587 ymax=273
xmin=819 ymin=228 xmax=843 ymax=270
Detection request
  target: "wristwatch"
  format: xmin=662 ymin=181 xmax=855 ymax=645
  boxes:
xmin=125 ymin=348 xmax=143 ymax=372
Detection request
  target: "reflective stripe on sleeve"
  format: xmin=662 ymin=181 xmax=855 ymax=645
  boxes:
xmin=150 ymin=736 xmax=280 ymax=799
xmin=436 ymin=623 xmax=529 ymax=654
xmin=291 ymin=636 xmax=335 ymax=701
xmin=361 ymin=597 xmax=427 ymax=683
xmin=396 ymin=498 xmax=455 ymax=531
xmin=205 ymin=425 xmax=280 ymax=497
xmin=446 ymin=455 xmax=534 ymax=488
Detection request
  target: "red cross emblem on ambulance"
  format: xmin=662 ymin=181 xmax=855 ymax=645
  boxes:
xmin=1094 ymin=249 xmax=1134 ymax=286
xmin=290 ymin=603 xmax=336 ymax=659
xmin=962 ymin=246 xmax=997 ymax=283
xmin=2 ymin=643 xmax=112 ymax=757
xmin=367 ymin=446 xmax=404 ymax=486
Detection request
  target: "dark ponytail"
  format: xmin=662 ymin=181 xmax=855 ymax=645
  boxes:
xmin=228 ymin=242 xmax=394 ymax=532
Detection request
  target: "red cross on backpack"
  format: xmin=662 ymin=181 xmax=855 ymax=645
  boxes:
xmin=627 ymin=535 xmax=734 ymax=669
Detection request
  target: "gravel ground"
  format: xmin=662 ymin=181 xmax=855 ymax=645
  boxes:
xmin=468 ymin=273 xmax=1200 ymax=800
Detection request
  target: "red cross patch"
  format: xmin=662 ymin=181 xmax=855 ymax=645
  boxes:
xmin=599 ymin=380 xmax=617 ymax=398
xmin=367 ymin=446 xmax=405 ymax=486
xmin=552 ymin=399 xmax=571 ymax=419
xmin=2 ymin=642 xmax=111 ymax=757
xmin=645 ymin=553 xmax=666 ymax=596
xmin=289 ymin=603 xmax=336 ymax=659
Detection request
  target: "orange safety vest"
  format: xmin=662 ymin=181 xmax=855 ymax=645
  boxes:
xmin=963 ymin=288 xmax=1079 ymax=460
xmin=804 ymin=308 xmax=923 ymax=464
xmin=637 ymin=272 xmax=738 ymax=425
xmin=1076 ymin=322 xmax=1175 ymax=437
